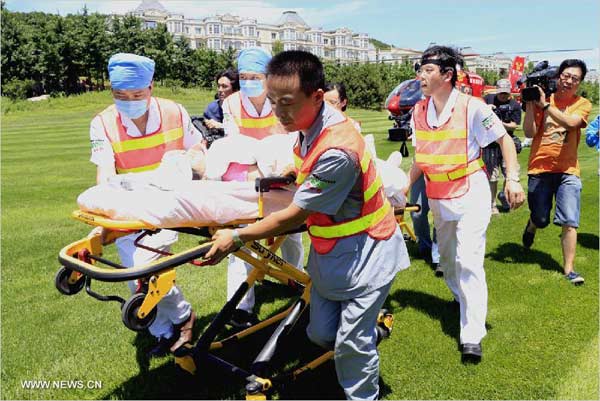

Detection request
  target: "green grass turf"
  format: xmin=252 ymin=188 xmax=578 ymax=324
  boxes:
xmin=1 ymin=90 xmax=598 ymax=399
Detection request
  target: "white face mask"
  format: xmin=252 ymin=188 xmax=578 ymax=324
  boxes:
xmin=240 ymin=80 xmax=265 ymax=97
xmin=114 ymin=98 xmax=149 ymax=119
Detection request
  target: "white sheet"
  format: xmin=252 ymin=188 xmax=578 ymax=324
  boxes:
xmin=77 ymin=134 xmax=408 ymax=227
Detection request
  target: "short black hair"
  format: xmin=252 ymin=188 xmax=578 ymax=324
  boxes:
xmin=558 ymin=59 xmax=587 ymax=82
xmin=266 ymin=50 xmax=324 ymax=96
xmin=420 ymin=45 xmax=464 ymax=86
xmin=324 ymin=82 xmax=348 ymax=111
xmin=216 ymin=68 xmax=240 ymax=91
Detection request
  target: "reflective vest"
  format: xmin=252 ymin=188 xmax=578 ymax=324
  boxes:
xmin=223 ymin=92 xmax=284 ymax=139
xmin=98 ymin=97 xmax=184 ymax=174
xmin=413 ymin=92 xmax=484 ymax=199
xmin=293 ymin=119 xmax=397 ymax=254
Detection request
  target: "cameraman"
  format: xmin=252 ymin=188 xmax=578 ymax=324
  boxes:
xmin=203 ymin=69 xmax=239 ymax=129
xmin=522 ymin=59 xmax=591 ymax=285
xmin=483 ymin=79 xmax=522 ymax=213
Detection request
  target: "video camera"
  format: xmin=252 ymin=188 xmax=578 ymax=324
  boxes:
xmin=190 ymin=116 xmax=225 ymax=148
xmin=493 ymin=103 xmax=513 ymax=123
xmin=385 ymin=79 xmax=423 ymax=156
xmin=518 ymin=60 xmax=558 ymax=102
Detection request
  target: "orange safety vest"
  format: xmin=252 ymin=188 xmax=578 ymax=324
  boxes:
xmin=98 ymin=97 xmax=184 ymax=174
xmin=413 ymin=92 xmax=484 ymax=199
xmin=224 ymin=92 xmax=284 ymax=139
xmin=293 ymin=119 xmax=397 ymax=254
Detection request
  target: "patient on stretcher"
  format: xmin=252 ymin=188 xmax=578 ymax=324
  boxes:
xmin=78 ymin=134 xmax=408 ymax=227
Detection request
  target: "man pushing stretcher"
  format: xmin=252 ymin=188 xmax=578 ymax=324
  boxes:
xmin=206 ymin=50 xmax=410 ymax=400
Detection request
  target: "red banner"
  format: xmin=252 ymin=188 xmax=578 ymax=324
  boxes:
xmin=509 ymin=56 xmax=525 ymax=92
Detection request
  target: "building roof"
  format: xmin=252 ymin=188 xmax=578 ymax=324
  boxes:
xmin=274 ymin=11 xmax=309 ymax=28
xmin=134 ymin=0 xmax=168 ymax=14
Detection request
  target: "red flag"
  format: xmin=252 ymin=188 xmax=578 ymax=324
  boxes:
xmin=509 ymin=56 xmax=525 ymax=92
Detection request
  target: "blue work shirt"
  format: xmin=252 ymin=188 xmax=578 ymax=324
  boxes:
xmin=293 ymin=103 xmax=410 ymax=301
xmin=203 ymin=99 xmax=223 ymax=122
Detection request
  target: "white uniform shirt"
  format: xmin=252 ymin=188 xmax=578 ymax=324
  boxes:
xmin=222 ymin=92 xmax=272 ymax=137
xmin=411 ymin=89 xmax=507 ymax=221
xmin=90 ymin=97 xmax=202 ymax=167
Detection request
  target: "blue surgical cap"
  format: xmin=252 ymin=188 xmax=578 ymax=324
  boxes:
xmin=237 ymin=47 xmax=272 ymax=74
xmin=108 ymin=53 xmax=155 ymax=90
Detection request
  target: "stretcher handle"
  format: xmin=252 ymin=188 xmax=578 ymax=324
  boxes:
xmin=394 ymin=203 xmax=421 ymax=215
xmin=255 ymin=174 xmax=296 ymax=193
xmin=58 ymin=241 xmax=214 ymax=282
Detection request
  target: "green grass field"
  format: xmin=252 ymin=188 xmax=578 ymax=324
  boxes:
xmin=1 ymin=89 xmax=598 ymax=400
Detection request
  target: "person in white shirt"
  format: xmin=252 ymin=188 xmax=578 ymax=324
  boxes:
xmin=405 ymin=46 xmax=525 ymax=363
xmin=220 ymin=47 xmax=305 ymax=328
xmin=90 ymin=53 xmax=203 ymax=357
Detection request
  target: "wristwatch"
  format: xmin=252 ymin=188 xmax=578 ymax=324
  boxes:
xmin=231 ymin=229 xmax=245 ymax=248
xmin=542 ymin=102 xmax=550 ymax=111
xmin=506 ymin=173 xmax=520 ymax=183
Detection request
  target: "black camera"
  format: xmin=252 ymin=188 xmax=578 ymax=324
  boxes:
xmin=388 ymin=112 xmax=412 ymax=142
xmin=190 ymin=116 xmax=225 ymax=148
xmin=493 ymin=103 xmax=513 ymax=123
xmin=518 ymin=60 xmax=558 ymax=102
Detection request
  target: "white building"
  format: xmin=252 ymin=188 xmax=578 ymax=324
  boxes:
xmin=130 ymin=1 xmax=370 ymax=63
xmin=368 ymin=46 xmax=422 ymax=65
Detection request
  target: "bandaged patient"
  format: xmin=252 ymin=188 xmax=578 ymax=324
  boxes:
xmin=78 ymin=134 xmax=408 ymax=227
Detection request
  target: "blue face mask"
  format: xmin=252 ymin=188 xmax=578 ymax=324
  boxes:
xmin=240 ymin=80 xmax=265 ymax=98
xmin=114 ymin=98 xmax=149 ymax=119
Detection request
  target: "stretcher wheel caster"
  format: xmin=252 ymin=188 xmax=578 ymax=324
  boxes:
xmin=55 ymin=267 xmax=85 ymax=296
xmin=376 ymin=309 xmax=394 ymax=345
xmin=121 ymin=293 xmax=156 ymax=332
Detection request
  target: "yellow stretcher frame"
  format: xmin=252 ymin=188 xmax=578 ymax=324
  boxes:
xmin=56 ymin=177 xmax=419 ymax=398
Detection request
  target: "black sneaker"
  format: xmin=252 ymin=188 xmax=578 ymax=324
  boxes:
xmin=461 ymin=343 xmax=482 ymax=364
xmin=522 ymin=222 xmax=535 ymax=249
xmin=228 ymin=309 xmax=259 ymax=329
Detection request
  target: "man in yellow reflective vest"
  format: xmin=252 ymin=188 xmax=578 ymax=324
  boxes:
xmin=405 ymin=46 xmax=525 ymax=363
xmin=221 ymin=47 xmax=305 ymax=328
xmin=207 ymin=50 xmax=410 ymax=400
xmin=89 ymin=53 xmax=204 ymax=356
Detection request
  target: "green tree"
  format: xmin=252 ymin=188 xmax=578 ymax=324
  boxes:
xmin=475 ymin=68 xmax=500 ymax=86
xmin=272 ymin=40 xmax=284 ymax=55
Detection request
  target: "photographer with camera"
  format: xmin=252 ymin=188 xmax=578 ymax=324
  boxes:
xmin=522 ymin=59 xmax=592 ymax=285
xmin=483 ymin=79 xmax=522 ymax=213
xmin=203 ymin=69 xmax=239 ymax=130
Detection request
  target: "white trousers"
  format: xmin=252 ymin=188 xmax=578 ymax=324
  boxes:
xmin=116 ymin=229 xmax=192 ymax=340
xmin=226 ymin=233 xmax=304 ymax=312
xmin=434 ymin=211 xmax=490 ymax=344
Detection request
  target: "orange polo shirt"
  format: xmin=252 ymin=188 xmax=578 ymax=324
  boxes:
xmin=527 ymin=94 xmax=591 ymax=177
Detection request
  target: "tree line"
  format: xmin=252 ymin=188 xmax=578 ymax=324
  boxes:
xmin=2 ymin=6 xmax=595 ymax=107
xmin=0 ymin=6 xmax=418 ymax=109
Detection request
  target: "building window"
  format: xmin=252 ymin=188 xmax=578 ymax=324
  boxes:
xmin=195 ymin=27 xmax=202 ymax=34
xmin=271 ymin=32 xmax=277 ymax=40
xmin=248 ymin=27 xmax=255 ymax=37
xmin=146 ymin=21 xmax=157 ymax=29
xmin=208 ymin=24 xmax=221 ymax=35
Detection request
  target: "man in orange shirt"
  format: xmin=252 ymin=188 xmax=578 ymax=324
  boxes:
xmin=522 ymin=59 xmax=592 ymax=285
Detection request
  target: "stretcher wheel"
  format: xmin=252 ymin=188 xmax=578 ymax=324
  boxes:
xmin=121 ymin=293 xmax=156 ymax=332
xmin=54 ymin=267 xmax=85 ymax=296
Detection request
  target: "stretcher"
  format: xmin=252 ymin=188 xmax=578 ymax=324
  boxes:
xmin=56 ymin=176 xmax=419 ymax=399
